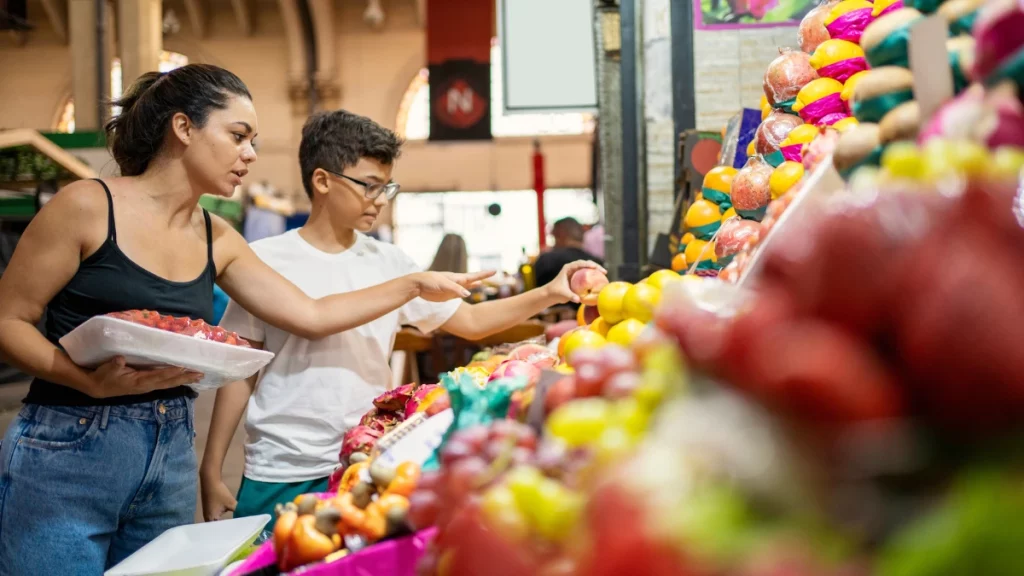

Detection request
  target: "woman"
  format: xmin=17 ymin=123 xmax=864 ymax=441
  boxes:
xmin=428 ymin=233 xmax=468 ymax=274
xmin=0 ymin=64 xmax=488 ymax=575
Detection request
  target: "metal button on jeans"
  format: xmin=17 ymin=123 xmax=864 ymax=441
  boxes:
xmin=158 ymin=404 xmax=167 ymax=415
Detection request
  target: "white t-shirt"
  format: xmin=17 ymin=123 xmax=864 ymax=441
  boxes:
xmin=219 ymin=230 xmax=461 ymax=483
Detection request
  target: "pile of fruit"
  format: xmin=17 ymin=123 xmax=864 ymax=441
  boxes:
xmin=106 ymin=310 xmax=253 ymax=347
xmin=271 ymin=457 xmax=421 ymax=572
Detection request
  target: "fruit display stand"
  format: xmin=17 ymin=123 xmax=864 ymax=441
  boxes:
xmin=0 ymin=128 xmax=97 ymax=220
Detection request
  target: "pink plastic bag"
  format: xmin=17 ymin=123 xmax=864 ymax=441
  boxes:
xmin=228 ymin=522 xmax=437 ymax=576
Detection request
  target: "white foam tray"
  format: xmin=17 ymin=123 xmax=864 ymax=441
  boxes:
xmin=104 ymin=515 xmax=271 ymax=576
xmin=61 ymin=316 xmax=274 ymax=392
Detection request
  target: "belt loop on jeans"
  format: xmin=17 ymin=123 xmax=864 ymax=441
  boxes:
xmin=100 ymin=406 xmax=111 ymax=430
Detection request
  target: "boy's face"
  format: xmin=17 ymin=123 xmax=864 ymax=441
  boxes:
xmin=320 ymin=157 xmax=394 ymax=233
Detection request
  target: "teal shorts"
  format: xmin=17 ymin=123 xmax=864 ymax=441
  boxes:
xmin=234 ymin=475 xmax=331 ymax=530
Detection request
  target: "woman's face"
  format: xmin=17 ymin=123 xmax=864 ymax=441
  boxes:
xmin=181 ymin=95 xmax=258 ymax=197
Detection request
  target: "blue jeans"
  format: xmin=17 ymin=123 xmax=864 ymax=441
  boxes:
xmin=0 ymin=397 xmax=197 ymax=575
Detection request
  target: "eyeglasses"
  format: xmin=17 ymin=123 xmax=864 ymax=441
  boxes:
xmin=322 ymin=168 xmax=401 ymax=200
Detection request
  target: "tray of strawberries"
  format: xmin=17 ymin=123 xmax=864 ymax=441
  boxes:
xmin=60 ymin=310 xmax=274 ymax=391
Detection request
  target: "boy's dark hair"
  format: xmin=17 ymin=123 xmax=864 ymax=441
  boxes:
xmin=299 ymin=110 xmax=404 ymax=198
xmin=105 ymin=64 xmax=251 ymax=176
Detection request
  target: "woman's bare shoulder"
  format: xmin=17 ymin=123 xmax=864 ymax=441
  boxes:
xmin=35 ymin=180 xmax=110 ymax=228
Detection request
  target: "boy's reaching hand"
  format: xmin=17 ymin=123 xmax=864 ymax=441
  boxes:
xmin=412 ymin=270 xmax=495 ymax=302
xmin=543 ymin=260 xmax=607 ymax=304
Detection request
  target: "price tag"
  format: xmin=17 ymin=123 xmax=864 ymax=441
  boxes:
xmin=527 ymin=369 xmax=565 ymax=433
xmin=909 ymin=15 xmax=953 ymax=128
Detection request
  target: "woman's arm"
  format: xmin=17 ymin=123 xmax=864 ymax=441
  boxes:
xmin=0 ymin=183 xmax=199 ymax=396
xmin=213 ymin=221 xmax=492 ymax=340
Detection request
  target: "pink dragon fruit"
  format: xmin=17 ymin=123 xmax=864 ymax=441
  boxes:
xmin=403 ymin=384 xmax=452 ymax=419
xmin=340 ymin=425 xmax=383 ymax=464
xmin=487 ymin=359 xmax=542 ymax=387
xmin=358 ymin=408 xmax=403 ymax=433
xmin=508 ymin=343 xmax=559 ymax=369
xmin=372 ymin=383 xmax=416 ymax=412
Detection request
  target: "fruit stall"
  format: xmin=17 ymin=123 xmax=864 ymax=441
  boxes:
xmin=206 ymin=1 xmax=1024 ymax=574
xmin=89 ymin=0 xmax=1024 ymax=573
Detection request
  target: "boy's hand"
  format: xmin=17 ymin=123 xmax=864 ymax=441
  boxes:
xmin=544 ymin=260 xmax=607 ymax=304
xmin=200 ymin=475 xmax=237 ymax=522
xmin=413 ymin=270 xmax=495 ymax=302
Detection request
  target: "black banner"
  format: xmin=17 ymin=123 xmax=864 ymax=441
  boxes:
xmin=428 ymin=59 xmax=492 ymax=142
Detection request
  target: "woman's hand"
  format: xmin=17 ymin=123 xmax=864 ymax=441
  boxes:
xmin=412 ymin=270 xmax=496 ymax=302
xmin=88 ymin=356 xmax=203 ymax=398
xmin=543 ymin=260 xmax=607 ymax=304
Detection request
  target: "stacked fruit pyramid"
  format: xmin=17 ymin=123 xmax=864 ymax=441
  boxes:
xmin=703 ymin=0 xmax=1024 ymax=284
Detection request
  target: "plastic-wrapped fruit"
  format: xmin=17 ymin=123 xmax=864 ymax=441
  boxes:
xmin=715 ymin=219 xmax=763 ymax=267
xmin=792 ymin=77 xmax=849 ymax=126
xmin=683 ymin=199 xmax=723 ymax=240
xmin=731 ymin=156 xmax=774 ymax=221
xmin=778 ymin=123 xmax=820 ymax=163
xmin=824 ymin=0 xmax=875 ymax=43
xmin=755 ymin=110 xmax=804 ymax=159
xmin=809 ymin=39 xmax=869 ymax=83
xmin=763 ymin=49 xmax=819 ymax=109
xmin=769 ymin=161 xmax=806 ymax=199
xmin=971 ymin=0 xmax=1024 ymax=85
xmin=684 ymin=238 xmax=718 ymax=270
xmin=802 ymin=125 xmax=841 ymax=170
xmin=861 ymin=8 xmax=925 ymax=68
xmin=798 ymin=0 xmax=840 ymax=53
xmin=701 ymin=165 xmax=736 ymax=209
xmin=918 ymin=83 xmax=1024 ymax=150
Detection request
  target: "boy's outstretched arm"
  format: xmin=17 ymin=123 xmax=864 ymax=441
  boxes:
xmin=200 ymin=344 xmax=262 ymax=522
xmin=441 ymin=260 xmax=605 ymax=341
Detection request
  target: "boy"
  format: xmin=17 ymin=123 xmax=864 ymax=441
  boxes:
xmin=200 ymin=110 xmax=602 ymax=523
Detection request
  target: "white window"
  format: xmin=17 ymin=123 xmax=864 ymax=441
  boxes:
xmin=394 ymin=189 xmax=599 ymax=273
xmin=395 ymin=41 xmax=595 ymax=140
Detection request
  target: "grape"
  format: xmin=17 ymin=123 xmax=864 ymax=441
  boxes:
xmin=567 ymin=347 xmax=603 ymax=369
xmin=417 ymin=470 xmax=443 ymax=492
xmin=546 ymin=397 xmax=612 ymax=448
xmin=455 ymin=424 xmax=491 ymax=451
xmin=407 ymin=489 xmax=442 ymax=530
xmin=447 ymin=456 xmax=490 ymax=496
xmin=598 ymin=344 xmax=637 ymax=375
xmin=484 ymin=437 xmax=509 ymax=462
xmin=510 ymin=446 xmax=535 ymax=467
xmin=440 ymin=439 xmax=474 ymax=467
xmin=534 ymin=440 xmax=569 ymax=476
xmin=574 ymin=363 xmax=607 ymax=398
xmin=603 ymin=371 xmax=642 ymax=399
xmin=881 ymin=141 xmax=924 ymax=179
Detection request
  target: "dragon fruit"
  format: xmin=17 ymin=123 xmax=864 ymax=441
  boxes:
xmin=508 ymin=343 xmax=558 ymax=369
xmin=403 ymin=384 xmax=452 ymax=418
xmin=488 ymin=360 xmax=542 ymax=387
xmin=358 ymin=407 xmax=403 ymax=434
xmin=340 ymin=425 xmax=383 ymax=464
xmin=372 ymin=383 xmax=416 ymax=412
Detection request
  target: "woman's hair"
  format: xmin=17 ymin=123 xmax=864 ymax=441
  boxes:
xmin=428 ymin=234 xmax=469 ymax=274
xmin=104 ymin=64 xmax=252 ymax=177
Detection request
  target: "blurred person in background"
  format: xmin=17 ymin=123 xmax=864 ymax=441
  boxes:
xmin=534 ymin=217 xmax=604 ymax=291
xmin=428 ymin=233 xmax=468 ymax=274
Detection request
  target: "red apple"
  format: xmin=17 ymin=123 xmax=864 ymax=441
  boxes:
xmin=569 ymin=268 xmax=610 ymax=306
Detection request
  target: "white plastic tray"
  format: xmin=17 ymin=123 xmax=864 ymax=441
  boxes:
xmin=61 ymin=316 xmax=274 ymax=391
xmin=104 ymin=514 xmax=271 ymax=576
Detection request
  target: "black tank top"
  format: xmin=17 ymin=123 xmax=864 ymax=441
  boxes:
xmin=25 ymin=179 xmax=216 ymax=406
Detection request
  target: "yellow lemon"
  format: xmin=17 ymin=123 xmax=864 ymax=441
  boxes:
xmin=589 ymin=316 xmax=612 ymax=337
xmin=792 ymin=78 xmax=844 ymax=113
xmin=684 ymin=239 xmax=717 ymax=267
xmin=622 ymin=283 xmax=662 ymax=324
xmin=562 ymin=330 xmax=607 ymax=364
xmin=769 ymin=161 xmax=806 ymax=199
xmin=596 ymin=281 xmax=632 ymax=325
xmin=721 ymin=207 xmax=738 ymax=221
xmin=644 ymin=269 xmax=682 ymax=291
xmin=606 ymin=318 xmax=647 ymax=347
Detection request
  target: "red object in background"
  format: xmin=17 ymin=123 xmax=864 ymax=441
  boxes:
xmin=534 ymin=140 xmax=547 ymax=250
xmin=426 ymin=0 xmax=494 ymax=141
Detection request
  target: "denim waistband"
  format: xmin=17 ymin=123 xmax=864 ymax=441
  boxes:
xmin=21 ymin=396 xmax=192 ymax=425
